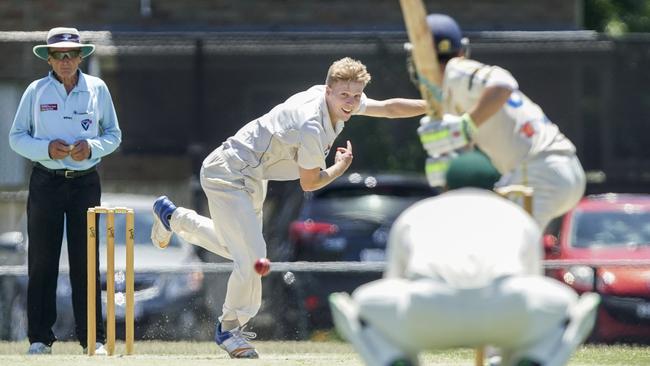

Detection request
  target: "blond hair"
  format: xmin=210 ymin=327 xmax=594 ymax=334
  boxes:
xmin=325 ymin=57 xmax=372 ymax=87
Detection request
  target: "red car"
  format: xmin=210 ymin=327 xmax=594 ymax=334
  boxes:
xmin=543 ymin=193 xmax=650 ymax=343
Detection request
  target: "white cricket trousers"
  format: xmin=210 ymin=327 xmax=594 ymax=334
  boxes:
xmin=169 ymin=148 xmax=267 ymax=326
xmin=497 ymin=153 xmax=586 ymax=230
xmin=353 ymin=276 xmax=578 ymax=365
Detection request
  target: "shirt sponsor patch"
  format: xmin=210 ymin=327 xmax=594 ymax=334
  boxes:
xmin=40 ymin=104 xmax=58 ymax=111
xmin=81 ymin=119 xmax=92 ymax=131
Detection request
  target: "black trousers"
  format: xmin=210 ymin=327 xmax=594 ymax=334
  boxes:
xmin=26 ymin=167 xmax=105 ymax=348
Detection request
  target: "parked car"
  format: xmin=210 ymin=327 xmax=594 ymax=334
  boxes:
xmin=1 ymin=193 xmax=214 ymax=341
xmin=252 ymin=172 xmax=439 ymax=339
xmin=543 ymin=193 xmax=650 ymax=343
xmin=0 ymin=230 xmax=27 ymax=340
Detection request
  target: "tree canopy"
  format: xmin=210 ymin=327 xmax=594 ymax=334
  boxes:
xmin=585 ymin=0 xmax=650 ymax=34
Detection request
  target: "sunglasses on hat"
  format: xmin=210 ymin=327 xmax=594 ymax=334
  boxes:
xmin=49 ymin=50 xmax=81 ymax=60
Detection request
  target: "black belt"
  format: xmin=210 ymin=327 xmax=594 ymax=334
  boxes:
xmin=33 ymin=163 xmax=96 ymax=179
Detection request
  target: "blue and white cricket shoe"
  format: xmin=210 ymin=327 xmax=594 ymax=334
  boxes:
xmin=151 ymin=195 xmax=177 ymax=249
xmin=215 ymin=322 xmax=259 ymax=359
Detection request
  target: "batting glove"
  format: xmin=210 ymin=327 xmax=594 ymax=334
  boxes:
xmin=424 ymin=153 xmax=457 ymax=187
xmin=417 ymin=113 xmax=477 ymax=157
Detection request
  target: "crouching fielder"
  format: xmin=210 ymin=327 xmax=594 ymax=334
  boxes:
xmin=330 ymin=188 xmax=599 ymax=366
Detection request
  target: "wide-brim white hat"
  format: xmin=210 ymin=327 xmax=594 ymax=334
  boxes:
xmin=33 ymin=27 xmax=95 ymax=61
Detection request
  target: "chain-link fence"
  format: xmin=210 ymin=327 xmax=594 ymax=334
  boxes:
xmin=1 ymin=31 xmax=649 ymax=193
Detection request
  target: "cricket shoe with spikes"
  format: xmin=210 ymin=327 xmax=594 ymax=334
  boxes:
xmin=215 ymin=322 xmax=259 ymax=359
xmin=151 ymin=195 xmax=176 ymax=249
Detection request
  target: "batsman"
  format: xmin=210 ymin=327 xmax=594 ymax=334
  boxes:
xmin=411 ymin=12 xmax=586 ymax=231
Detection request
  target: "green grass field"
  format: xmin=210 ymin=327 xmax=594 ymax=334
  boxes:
xmin=0 ymin=341 xmax=649 ymax=366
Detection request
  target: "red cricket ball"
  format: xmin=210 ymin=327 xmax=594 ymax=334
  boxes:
xmin=254 ymin=258 xmax=271 ymax=276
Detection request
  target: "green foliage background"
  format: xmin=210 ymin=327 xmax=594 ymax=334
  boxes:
xmin=584 ymin=0 xmax=650 ymax=33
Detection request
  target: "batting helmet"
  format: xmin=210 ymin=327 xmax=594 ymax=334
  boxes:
xmin=426 ymin=14 xmax=463 ymax=56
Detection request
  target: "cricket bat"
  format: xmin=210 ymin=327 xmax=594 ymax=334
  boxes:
xmin=399 ymin=0 xmax=443 ymax=119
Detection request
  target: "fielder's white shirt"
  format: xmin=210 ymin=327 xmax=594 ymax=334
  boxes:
xmin=442 ymin=58 xmax=575 ymax=173
xmin=207 ymin=85 xmax=367 ymax=181
xmin=385 ymin=188 xmax=542 ymax=288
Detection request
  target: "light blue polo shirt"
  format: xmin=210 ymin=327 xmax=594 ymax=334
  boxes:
xmin=9 ymin=70 xmax=122 ymax=171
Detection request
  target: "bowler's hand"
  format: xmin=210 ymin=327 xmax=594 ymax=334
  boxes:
xmin=48 ymin=139 xmax=71 ymax=160
xmin=334 ymin=140 xmax=353 ymax=172
xmin=70 ymin=140 xmax=91 ymax=161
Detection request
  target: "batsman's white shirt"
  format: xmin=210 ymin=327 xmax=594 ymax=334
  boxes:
xmin=169 ymin=85 xmax=367 ymax=326
xmin=352 ymin=189 xmax=580 ymax=363
xmin=442 ymin=58 xmax=575 ymax=174
xmin=442 ymin=58 xmax=585 ymax=229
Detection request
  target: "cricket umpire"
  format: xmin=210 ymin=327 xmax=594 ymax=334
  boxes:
xmin=9 ymin=27 xmax=121 ymax=355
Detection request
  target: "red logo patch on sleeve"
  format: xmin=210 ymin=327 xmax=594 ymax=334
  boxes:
xmin=40 ymin=104 xmax=58 ymax=111
xmin=519 ymin=121 xmax=535 ymax=138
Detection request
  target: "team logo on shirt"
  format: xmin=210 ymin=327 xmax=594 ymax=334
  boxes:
xmin=81 ymin=119 xmax=92 ymax=131
xmin=40 ymin=104 xmax=58 ymax=111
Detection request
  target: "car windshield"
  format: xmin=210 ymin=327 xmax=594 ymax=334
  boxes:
xmin=571 ymin=210 xmax=650 ymax=248
xmin=96 ymin=209 xmax=182 ymax=248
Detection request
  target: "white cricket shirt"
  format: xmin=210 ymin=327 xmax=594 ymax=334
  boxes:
xmin=385 ymin=188 xmax=542 ymax=288
xmin=442 ymin=58 xmax=575 ymax=173
xmin=211 ymin=85 xmax=367 ymax=181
